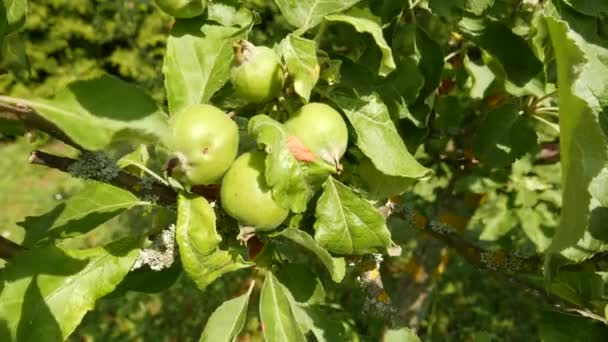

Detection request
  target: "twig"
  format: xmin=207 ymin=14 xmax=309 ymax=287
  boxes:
xmin=29 ymin=150 xmax=178 ymax=206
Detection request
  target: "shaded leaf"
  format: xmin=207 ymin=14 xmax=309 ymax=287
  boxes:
xmin=325 ymin=8 xmax=395 ymax=76
xmin=0 ymin=238 xmax=140 ymax=341
xmin=314 ymin=177 xmax=391 ymax=255
xmin=19 ymin=183 xmax=150 ymax=247
xmin=273 ymin=228 xmax=346 ymax=282
xmin=199 ymin=281 xmax=254 ymax=342
xmin=11 ymin=75 xmax=170 ymax=150
xmin=473 ymin=102 xmax=538 ymax=168
xmin=176 ymin=194 xmax=251 ymax=289
xmin=459 ymin=18 xmax=543 ymax=88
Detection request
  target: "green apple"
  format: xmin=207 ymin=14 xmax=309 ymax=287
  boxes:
xmin=169 ymin=104 xmax=238 ymax=185
xmin=231 ymin=40 xmax=284 ymax=104
xmin=284 ymin=102 xmax=348 ymax=168
xmin=154 ymin=0 xmax=206 ymax=18
xmin=221 ymin=151 xmax=288 ymax=230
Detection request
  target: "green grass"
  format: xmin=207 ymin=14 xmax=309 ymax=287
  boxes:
xmin=0 ymin=138 xmax=83 ymax=245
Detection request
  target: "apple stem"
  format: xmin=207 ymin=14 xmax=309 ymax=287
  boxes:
xmin=233 ymin=40 xmax=255 ymax=65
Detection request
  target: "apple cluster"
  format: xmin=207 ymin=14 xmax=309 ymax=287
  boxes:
xmin=167 ymin=40 xmax=348 ymax=233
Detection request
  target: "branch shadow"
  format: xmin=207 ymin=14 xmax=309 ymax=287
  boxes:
xmin=16 ymin=276 xmax=63 ymax=341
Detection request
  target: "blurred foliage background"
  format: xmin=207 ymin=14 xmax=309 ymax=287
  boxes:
xmin=1 ymin=0 xmax=603 ymax=341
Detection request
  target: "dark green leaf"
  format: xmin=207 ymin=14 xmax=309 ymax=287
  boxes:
xmin=459 ymin=18 xmax=543 ymax=88
xmin=325 ymin=8 xmax=396 ymax=76
xmin=472 ymin=102 xmax=538 ymax=168
xmin=562 ymin=0 xmax=608 ymax=17
xmin=199 ymin=281 xmax=254 ymax=342
xmin=314 ymin=177 xmax=391 ymax=255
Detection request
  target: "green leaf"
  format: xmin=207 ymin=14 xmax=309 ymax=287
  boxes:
xmin=415 ymin=26 xmax=444 ymax=102
xmin=279 ymin=34 xmax=319 ymax=102
xmin=274 ymin=0 xmax=360 ymax=31
xmin=176 ymin=193 xmax=251 ymax=289
xmin=562 ymin=0 xmax=608 ymax=17
xmin=464 ymin=0 xmax=495 ymax=16
xmin=108 ymin=263 xmax=182 ymax=296
xmin=314 ymin=177 xmax=391 ymax=255
xmin=472 ymin=102 xmax=538 ymax=168
xmin=384 ymin=327 xmax=421 ymax=342
xmin=0 ymin=238 xmax=140 ymax=342
xmin=8 ymin=75 xmax=170 ymax=150
xmin=539 ymin=310 xmax=608 ymax=341
xmin=325 ymin=88 xmax=432 ymax=179
xmin=207 ymin=2 xmax=254 ymax=28
xmin=18 ymin=182 xmax=150 ymax=247
xmin=463 ymin=56 xmax=495 ymax=99
xmin=199 ymin=281 xmax=254 ymax=342
xmin=356 ymin=155 xmax=414 ymax=200
xmin=163 ymin=20 xmax=248 ymax=114
xmin=459 ymin=18 xmax=543 ymax=88
xmin=248 ymin=115 xmax=332 ymax=213
xmin=259 ymin=272 xmax=307 ymax=342
xmin=0 ymin=0 xmax=27 ymax=42
xmin=544 ymin=8 xmax=608 ymax=260
xmin=273 ymin=228 xmax=346 ymax=282
xmin=325 ymin=8 xmax=395 ymax=76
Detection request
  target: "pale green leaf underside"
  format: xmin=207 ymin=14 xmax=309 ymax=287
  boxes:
xmin=314 ymin=177 xmax=391 ymax=255
xmin=199 ymin=282 xmax=254 ymax=342
xmin=259 ymin=272 xmax=307 ymax=342
xmin=326 ymin=89 xmax=432 ymax=179
xmin=274 ymin=0 xmax=361 ymax=31
xmin=280 ymin=34 xmax=320 ymax=101
xmin=176 ymin=194 xmax=252 ymax=289
xmin=0 ymin=238 xmax=140 ymax=341
xmin=545 ymin=10 xmax=608 ymax=261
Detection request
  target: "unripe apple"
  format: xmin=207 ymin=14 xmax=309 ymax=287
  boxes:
xmin=154 ymin=0 xmax=206 ymax=18
xmin=284 ymin=103 xmax=349 ymax=168
xmin=169 ymin=104 xmax=238 ymax=185
xmin=221 ymin=151 xmax=288 ymax=230
xmin=231 ymin=40 xmax=284 ymax=104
